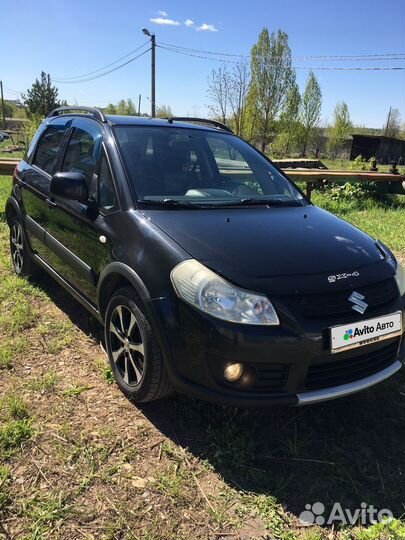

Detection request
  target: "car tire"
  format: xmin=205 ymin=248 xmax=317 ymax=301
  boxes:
xmin=9 ymin=217 xmax=38 ymax=278
xmin=104 ymin=286 xmax=173 ymax=402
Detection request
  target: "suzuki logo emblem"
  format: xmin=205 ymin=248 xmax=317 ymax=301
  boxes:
xmin=348 ymin=291 xmax=368 ymax=314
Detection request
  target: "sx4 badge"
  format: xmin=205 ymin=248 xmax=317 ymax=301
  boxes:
xmin=328 ymin=271 xmax=360 ymax=283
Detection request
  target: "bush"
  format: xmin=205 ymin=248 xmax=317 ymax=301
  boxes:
xmin=326 ymin=182 xmax=368 ymax=201
xmin=349 ymin=155 xmax=368 ymax=171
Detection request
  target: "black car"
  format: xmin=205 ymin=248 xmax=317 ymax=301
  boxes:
xmin=5 ymin=106 xmax=405 ymax=405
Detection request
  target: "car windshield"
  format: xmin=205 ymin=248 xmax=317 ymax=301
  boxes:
xmin=114 ymin=125 xmax=306 ymax=207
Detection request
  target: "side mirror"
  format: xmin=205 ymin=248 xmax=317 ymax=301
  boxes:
xmin=50 ymin=172 xmax=89 ymax=202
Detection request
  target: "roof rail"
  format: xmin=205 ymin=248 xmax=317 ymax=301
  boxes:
xmin=167 ymin=117 xmax=233 ymax=133
xmin=47 ymin=106 xmax=107 ymax=123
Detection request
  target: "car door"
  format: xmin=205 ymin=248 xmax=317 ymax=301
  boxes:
xmin=43 ymin=118 xmax=107 ymax=302
xmin=19 ymin=118 xmax=71 ymax=260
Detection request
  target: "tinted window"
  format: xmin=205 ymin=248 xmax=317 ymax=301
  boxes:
xmin=207 ymin=137 xmax=263 ymax=196
xmin=32 ymin=125 xmax=67 ymax=174
xmin=62 ymin=127 xmax=99 ymax=185
xmin=114 ymin=126 xmax=303 ymax=205
xmin=98 ymin=152 xmax=117 ymax=211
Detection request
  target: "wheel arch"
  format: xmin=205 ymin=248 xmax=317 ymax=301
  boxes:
xmin=5 ymin=196 xmax=22 ymax=225
xmin=97 ymin=262 xmax=151 ymax=319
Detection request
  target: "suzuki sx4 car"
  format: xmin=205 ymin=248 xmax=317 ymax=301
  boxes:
xmin=6 ymin=107 xmax=405 ymax=405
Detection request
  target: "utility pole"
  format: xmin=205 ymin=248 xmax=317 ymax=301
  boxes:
xmin=0 ymin=81 xmax=5 ymax=129
xmin=142 ymin=28 xmax=156 ymax=118
xmin=138 ymin=94 xmax=142 ymax=116
xmin=151 ymin=33 xmax=156 ymax=118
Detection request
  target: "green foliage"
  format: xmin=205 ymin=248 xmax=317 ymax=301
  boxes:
xmin=21 ymin=113 xmax=43 ymax=149
xmin=104 ymin=98 xmax=138 ymax=115
xmin=325 ymin=181 xmax=369 ymax=201
xmin=298 ymin=71 xmax=322 ymax=156
xmin=0 ymin=419 xmax=33 ymax=454
xmin=349 ymin=154 xmax=368 ymax=170
xmin=248 ymin=27 xmax=295 ymax=151
xmin=2 ymin=100 xmax=14 ymax=118
xmin=278 ymin=82 xmax=301 ymax=156
xmin=156 ymin=104 xmax=173 ymax=118
xmin=328 ymin=101 xmax=352 ymax=157
xmin=23 ymin=71 xmax=60 ymax=117
xmin=354 ymin=518 xmax=405 ymax=540
xmin=3 ymin=100 xmax=27 ymax=120
xmin=0 ymin=465 xmax=11 ymax=511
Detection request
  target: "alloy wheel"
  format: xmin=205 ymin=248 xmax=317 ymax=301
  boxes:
xmin=11 ymin=222 xmax=24 ymax=274
xmin=108 ymin=304 xmax=145 ymax=386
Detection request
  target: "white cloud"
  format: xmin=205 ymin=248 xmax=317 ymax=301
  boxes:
xmin=184 ymin=19 xmax=194 ymax=27
xmin=196 ymin=23 xmax=218 ymax=32
xmin=158 ymin=10 xmax=168 ymax=16
xmin=150 ymin=17 xmax=180 ymax=26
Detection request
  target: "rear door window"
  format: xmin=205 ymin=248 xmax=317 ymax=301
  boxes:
xmin=32 ymin=124 xmax=68 ymax=175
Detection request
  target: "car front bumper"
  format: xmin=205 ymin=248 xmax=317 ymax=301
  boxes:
xmin=147 ymin=295 xmax=405 ymax=407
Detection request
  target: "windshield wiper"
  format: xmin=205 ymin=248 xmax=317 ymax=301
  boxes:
xmin=138 ymin=199 xmax=203 ymax=208
xmin=215 ymin=198 xmax=303 ymax=207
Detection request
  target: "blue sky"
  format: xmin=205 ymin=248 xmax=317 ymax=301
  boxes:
xmin=2 ymin=0 xmax=405 ymax=127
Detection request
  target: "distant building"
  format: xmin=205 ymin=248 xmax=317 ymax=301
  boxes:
xmin=350 ymin=134 xmax=405 ymax=164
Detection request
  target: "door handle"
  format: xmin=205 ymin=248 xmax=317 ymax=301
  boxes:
xmin=46 ymin=198 xmax=57 ymax=209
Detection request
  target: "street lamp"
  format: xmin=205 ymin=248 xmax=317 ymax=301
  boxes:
xmin=142 ymin=28 xmax=156 ymax=118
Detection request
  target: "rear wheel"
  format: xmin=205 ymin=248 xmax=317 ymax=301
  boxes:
xmin=9 ymin=218 xmax=37 ymax=278
xmin=104 ymin=287 xmax=173 ymax=402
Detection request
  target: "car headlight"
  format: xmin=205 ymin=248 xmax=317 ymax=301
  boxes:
xmin=395 ymin=260 xmax=405 ymax=296
xmin=171 ymin=259 xmax=279 ymax=325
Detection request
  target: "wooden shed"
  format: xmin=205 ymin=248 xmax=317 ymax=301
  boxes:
xmin=350 ymin=134 xmax=405 ymax=164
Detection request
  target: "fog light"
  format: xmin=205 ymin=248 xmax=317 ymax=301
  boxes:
xmin=224 ymin=362 xmax=244 ymax=382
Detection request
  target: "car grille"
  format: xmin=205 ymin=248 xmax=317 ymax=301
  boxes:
xmin=305 ymin=340 xmax=399 ymax=390
xmin=293 ymin=278 xmax=398 ymax=319
xmin=250 ymin=363 xmax=290 ymax=393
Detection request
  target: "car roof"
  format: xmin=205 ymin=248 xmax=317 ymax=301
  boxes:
xmin=105 ymin=115 xmax=228 ymax=133
xmin=47 ymin=113 xmax=230 ymax=134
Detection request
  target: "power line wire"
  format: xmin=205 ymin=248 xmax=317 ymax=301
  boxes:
xmin=4 ymin=87 xmax=22 ymax=95
xmin=159 ymin=41 xmax=405 ymax=61
xmin=158 ymin=45 xmax=405 ymax=70
xmin=52 ymin=48 xmax=151 ymax=84
xmin=52 ymin=40 xmax=150 ymax=81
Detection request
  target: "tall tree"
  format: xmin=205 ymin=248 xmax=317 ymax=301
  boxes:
xmin=207 ymin=65 xmax=230 ymax=125
xmin=104 ymin=99 xmax=138 ymax=116
xmin=156 ymin=104 xmax=173 ymax=118
xmin=328 ymin=101 xmax=352 ymax=157
xmin=249 ymin=27 xmax=295 ymax=152
xmin=279 ymin=81 xmax=301 ymax=156
xmin=104 ymin=103 xmax=117 ymax=114
xmin=384 ymin=107 xmax=401 ymax=138
xmin=228 ymin=61 xmax=250 ymax=137
xmin=23 ymin=72 xmax=60 ymax=117
xmin=299 ymin=71 xmax=322 ymax=157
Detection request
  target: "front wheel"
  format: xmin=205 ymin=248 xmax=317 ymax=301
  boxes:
xmin=9 ymin=218 xmax=37 ymax=277
xmin=104 ymin=287 xmax=173 ymax=402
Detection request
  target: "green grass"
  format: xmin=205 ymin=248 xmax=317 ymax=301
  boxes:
xmin=321 ymin=158 xmax=402 ymax=173
xmin=21 ymin=491 xmax=70 ymax=538
xmin=0 ymin=139 xmax=24 ymax=159
xmin=27 ymin=371 xmax=58 ymax=393
xmin=0 ymin=419 xmax=33 ymax=455
xmin=0 ymin=174 xmax=11 ymax=221
xmin=61 ymin=383 xmax=92 ymax=397
xmin=311 ymin=190 xmax=405 ymax=259
xmin=0 ymin=465 xmax=12 ymax=512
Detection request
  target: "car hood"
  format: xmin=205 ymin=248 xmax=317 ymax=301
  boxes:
xmin=141 ymin=205 xmax=393 ymax=294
